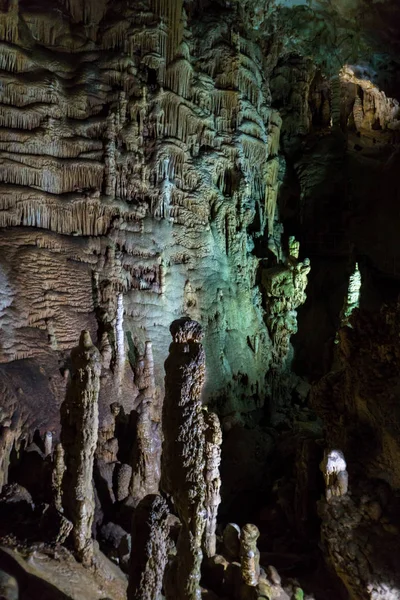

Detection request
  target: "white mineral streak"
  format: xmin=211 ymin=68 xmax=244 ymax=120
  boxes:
xmin=320 ymin=449 xmax=348 ymax=502
xmin=115 ymin=292 xmax=125 ymax=369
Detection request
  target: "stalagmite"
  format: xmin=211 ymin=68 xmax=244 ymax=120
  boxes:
xmin=115 ymin=292 xmax=125 ymax=377
xmin=161 ymin=318 xmax=207 ymax=600
xmin=0 ymin=425 xmax=14 ymax=494
xmin=340 ymin=262 xmax=362 ymax=328
xmin=330 ymin=75 xmax=341 ymax=130
xmin=130 ymin=341 xmax=161 ymax=505
xmin=320 ymin=449 xmax=348 ymax=502
xmin=127 ymin=494 xmax=170 ymax=600
xmin=240 ymin=524 xmax=260 ymax=587
xmin=60 ymin=330 xmax=101 ymax=566
xmin=44 ymin=431 xmax=53 ymax=457
xmin=52 ymin=443 xmax=66 ymax=513
xmin=203 ymin=410 xmax=222 ymax=558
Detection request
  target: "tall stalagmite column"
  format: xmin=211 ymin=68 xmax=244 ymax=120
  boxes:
xmin=162 ymin=319 xmax=207 ymax=600
xmin=60 ymin=330 xmax=101 ymax=566
xmin=130 ymin=341 xmax=161 ymax=505
xmin=203 ymin=411 xmax=222 ymax=558
xmin=127 ymin=494 xmax=170 ymax=600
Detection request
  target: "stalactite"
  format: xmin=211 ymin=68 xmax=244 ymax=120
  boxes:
xmin=0 ymin=156 xmax=104 ymax=195
xmin=165 ymin=58 xmax=192 ymax=99
xmin=60 ymin=330 xmax=101 ymax=566
xmin=0 ymin=0 xmax=19 ymax=43
xmin=0 ymin=190 xmax=142 ymax=235
xmin=152 ymin=0 xmax=183 ymax=64
xmin=265 ymin=158 xmax=280 ymax=237
xmin=267 ymin=110 xmax=282 ymax=157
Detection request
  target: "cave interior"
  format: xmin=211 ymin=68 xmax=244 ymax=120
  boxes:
xmin=1 ymin=0 xmax=400 ymax=599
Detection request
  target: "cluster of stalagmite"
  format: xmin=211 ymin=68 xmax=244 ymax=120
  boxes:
xmin=60 ymin=330 xmax=101 ymax=566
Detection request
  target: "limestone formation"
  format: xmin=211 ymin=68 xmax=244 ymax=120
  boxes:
xmin=223 ymin=523 xmax=241 ymax=561
xmin=130 ymin=341 xmax=162 ymax=506
xmin=52 ymin=443 xmax=66 ymax=513
xmin=339 ymin=263 xmax=362 ymax=328
xmin=161 ymin=318 xmax=207 ymax=600
xmin=320 ymin=449 xmax=348 ymax=502
xmin=0 ymin=569 xmax=18 ymax=600
xmin=0 ymin=0 xmax=283 ymax=430
xmin=239 ymin=524 xmax=260 ymax=587
xmin=60 ymin=330 xmax=101 ymax=566
xmin=262 ymin=241 xmax=310 ymax=373
xmin=0 ymin=425 xmax=14 ymax=494
xmin=203 ymin=410 xmax=223 ymax=558
xmin=127 ymin=494 xmax=170 ymax=600
xmin=44 ymin=431 xmax=53 ymax=458
xmin=97 ymin=403 xmax=120 ymax=464
xmin=0 ymin=2 xmax=400 ymax=599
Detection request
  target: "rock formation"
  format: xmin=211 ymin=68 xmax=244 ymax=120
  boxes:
xmin=129 ymin=341 xmax=162 ymax=506
xmin=320 ymin=449 xmax=349 ymax=502
xmin=127 ymin=494 xmax=170 ymax=600
xmin=239 ymin=524 xmax=260 ymax=587
xmin=51 ymin=442 xmax=66 ymax=513
xmin=60 ymin=330 xmax=101 ymax=566
xmin=0 ymin=1 xmax=400 ymax=599
xmin=161 ymin=318 xmax=207 ymax=600
xmin=203 ymin=410 xmax=223 ymax=558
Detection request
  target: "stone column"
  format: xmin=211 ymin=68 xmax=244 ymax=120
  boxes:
xmin=130 ymin=341 xmax=161 ymax=505
xmin=161 ymin=319 xmax=207 ymax=600
xmin=240 ymin=524 xmax=260 ymax=587
xmin=203 ymin=411 xmax=222 ymax=558
xmin=60 ymin=330 xmax=101 ymax=566
xmin=127 ymin=494 xmax=170 ymax=600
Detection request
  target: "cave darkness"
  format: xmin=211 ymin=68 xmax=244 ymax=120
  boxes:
xmin=0 ymin=0 xmax=400 ymax=599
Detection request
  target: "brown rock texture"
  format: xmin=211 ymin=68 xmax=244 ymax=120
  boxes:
xmin=203 ymin=410 xmax=222 ymax=558
xmin=129 ymin=341 xmax=162 ymax=506
xmin=0 ymin=0 xmax=296 ymax=438
xmin=161 ymin=318 xmax=207 ymax=600
xmin=60 ymin=330 xmax=101 ymax=566
xmin=127 ymin=494 xmax=170 ymax=600
xmin=239 ymin=523 xmax=260 ymax=587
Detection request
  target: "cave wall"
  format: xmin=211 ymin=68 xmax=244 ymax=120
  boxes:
xmin=0 ymin=0 xmax=292 ymax=437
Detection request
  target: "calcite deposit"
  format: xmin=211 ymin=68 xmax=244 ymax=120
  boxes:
xmin=0 ymin=1 xmax=400 ymax=600
xmin=129 ymin=341 xmax=162 ymax=506
xmin=127 ymin=494 xmax=170 ymax=600
xmin=60 ymin=330 xmax=101 ymax=566
xmin=203 ymin=410 xmax=223 ymax=559
xmin=161 ymin=319 xmax=207 ymax=600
